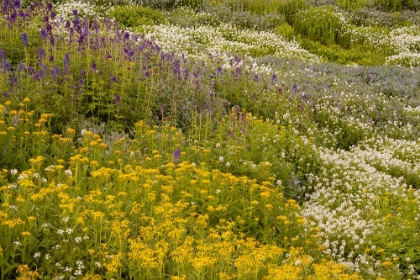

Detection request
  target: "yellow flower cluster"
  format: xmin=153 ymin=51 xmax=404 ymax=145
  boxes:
xmin=0 ymin=108 xmax=361 ymax=279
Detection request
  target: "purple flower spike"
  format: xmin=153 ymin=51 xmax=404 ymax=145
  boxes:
xmin=40 ymin=29 xmax=47 ymax=41
xmin=110 ymin=75 xmax=117 ymax=84
xmin=18 ymin=62 xmax=26 ymax=72
xmin=173 ymin=149 xmax=181 ymax=164
xmin=3 ymin=59 xmax=10 ymax=71
xmin=64 ymin=53 xmax=70 ymax=66
xmin=51 ymin=65 xmax=59 ymax=79
xmin=22 ymin=33 xmax=28 ymax=46
xmin=13 ymin=0 xmax=20 ymax=9
xmin=114 ymin=94 xmax=120 ymax=105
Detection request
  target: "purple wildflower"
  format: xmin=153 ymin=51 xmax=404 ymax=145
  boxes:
xmin=292 ymin=83 xmax=297 ymax=93
xmin=3 ymin=59 xmax=10 ymax=71
xmin=51 ymin=65 xmax=59 ymax=79
xmin=124 ymin=32 xmax=130 ymax=41
xmin=240 ymin=112 xmax=246 ymax=125
xmin=173 ymin=149 xmax=181 ymax=164
xmin=114 ymin=94 xmax=120 ymax=105
xmin=17 ymin=62 xmax=25 ymax=72
xmin=271 ymin=74 xmax=277 ymax=82
xmin=37 ymin=48 xmax=46 ymax=60
xmin=40 ymin=28 xmax=48 ymax=41
xmin=22 ymin=33 xmax=28 ymax=46
xmin=46 ymin=23 xmax=52 ymax=33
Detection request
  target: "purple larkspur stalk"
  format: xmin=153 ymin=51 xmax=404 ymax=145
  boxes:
xmin=292 ymin=83 xmax=297 ymax=93
xmin=271 ymin=74 xmax=277 ymax=82
xmin=3 ymin=59 xmax=10 ymax=71
xmin=40 ymin=28 xmax=47 ymax=41
xmin=111 ymin=75 xmax=116 ymax=84
xmin=51 ymin=65 xmax=59 ymax=80
xmin=22 ymin=33 xmax=28 ymax=46
xmin=173 ymin=149 xmax=181 ymax=164
xmin=114 ymin=94 xmax=120 ymax=105
xmin=17 ymin=62 xmax=25 ymax=72
xmin=124 ymin=32 xmax=130 ymax=41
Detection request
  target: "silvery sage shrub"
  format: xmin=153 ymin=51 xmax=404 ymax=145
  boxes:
xmin=349 ymin=7 xmax=409 ymax=27
xmin=201 ymin=4 xmax=285 ymax=30
xmin=133 ymin=0 xmax=205 ymax=10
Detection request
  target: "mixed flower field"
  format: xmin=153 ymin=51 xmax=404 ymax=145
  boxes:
xmin=1 ymin=0 xmax=420 ymax=279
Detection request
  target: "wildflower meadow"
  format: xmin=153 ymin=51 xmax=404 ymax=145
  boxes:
xmin=1 ymin=0 xmax=420 ymax=279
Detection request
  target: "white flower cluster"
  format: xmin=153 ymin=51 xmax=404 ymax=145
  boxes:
xmin=54 ymin=0 xmax=97 ymax=22
xmin=301 ymin=135 xmax=420 ymax=276
xmin=343 ymin=25 xmax=394 ymax=51
xmin=141 ymin=22 xmax=319 ymax=65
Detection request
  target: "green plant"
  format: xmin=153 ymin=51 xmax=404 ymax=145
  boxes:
xmin=336 ymin=0 xmax=373 ymax=11
xmin=298 ymin=38 xmax=388 ymax=65
xmin=294 ymin=6 xmax=345 ymax=45
xmin=375 ymin=0 xmax=418 ymax=11
xmin=274 ymin=22 xmax=295 ymax=41
xmin=109 ymin=5 xmax=164 ymax=27
xmin=277 ymin=0 xmax=306 ymax=26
